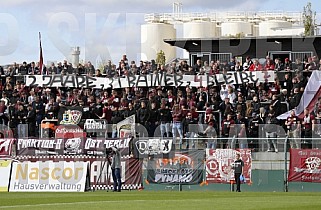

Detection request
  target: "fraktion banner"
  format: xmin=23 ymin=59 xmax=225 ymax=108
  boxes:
xmin=147 ymin=150 xmax=204 ymax=184
xmin=205 ymin=149 xmax=252 ymax=183
xmin=16 ymin=138 xmax=84 ymax=156
xmin=288 ymin=149 xmax=321 ymax=183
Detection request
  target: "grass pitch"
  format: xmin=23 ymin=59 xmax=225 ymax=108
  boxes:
xmin=0 ymin=191 xmax=321 ymax=210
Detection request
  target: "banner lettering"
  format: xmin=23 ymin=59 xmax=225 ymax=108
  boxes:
xmin=147 ymin=150 xmax=204 ymax=184
xmin=25 ymin=72 xmax=275 ymax=89
xmin=9 ymin=161 xmax=88 ymax=192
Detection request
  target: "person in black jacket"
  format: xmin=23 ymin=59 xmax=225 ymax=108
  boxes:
xmin=232 ymin=153 xmax=244 ymax=192
xmin=264 ymin=111 xmax=279 ymax=152
xmin=159 ymin=103 xmax=171 ymax=138
xmin=26 ymin=104 xmax=36 ymax=137
xmin=183 ymin=112 xmax=198 ymax=149
xmin=136 ymin=101 xmax=150 ymax=137
xmin=148 ymin=102 xmax=159 ymax=137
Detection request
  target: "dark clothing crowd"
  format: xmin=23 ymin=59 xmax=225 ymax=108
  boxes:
xmin=0 ymin=54 xmax=320 ymax=151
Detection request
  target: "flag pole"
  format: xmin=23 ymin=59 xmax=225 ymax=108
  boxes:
xmin=39 ymin=32 xmax=43 ymax=75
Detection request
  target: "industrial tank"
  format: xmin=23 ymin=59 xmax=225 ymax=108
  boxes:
xmin=221 ymin=21 xmax=252 ymax=37
xmin=141 ymin=23 xmax=176 ymax=61
xmin=259 ymin=20 xmax=292 ymax=36
xmin=183 ymin=21 xmax=216 ymax=38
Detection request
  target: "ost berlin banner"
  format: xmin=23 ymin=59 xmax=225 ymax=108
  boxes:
xmin=147 ymin=150 xmax=204 ymax=185
xmin=0 ymin=139 xmax=15 ymax=156
xmin=84 ymin=138 xmax=131 ymax=157
xmin=205 ymin=149 xmax=252 ymax=183
xmin=25 ymin=71 xmax=275 ymax=89
xmin=288 ymin=149 xmax=321 ymax=183
xmin=16 ymin=138 xmax=84 ymax=156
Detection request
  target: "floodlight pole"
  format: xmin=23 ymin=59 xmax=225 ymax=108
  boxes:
xmin=284 ymin=136 xmax=289 ymax=192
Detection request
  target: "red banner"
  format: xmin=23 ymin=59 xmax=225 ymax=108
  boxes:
xmin=288 ymin=149 xmax=321 ymax=182
xmin=205 ymin=149 xmax=252 ymax=183
xmin=0 ymin=139 xmax=15 ymax=157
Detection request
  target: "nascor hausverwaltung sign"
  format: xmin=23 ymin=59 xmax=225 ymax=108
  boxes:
xmin=9 ymin=161 xmax=88 ymax=192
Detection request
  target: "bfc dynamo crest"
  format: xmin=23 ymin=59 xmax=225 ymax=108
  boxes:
xmin=60 ymin=110 xmax=82 ymax=125
xmin=135 ymin=139 xmax=172 ymax=155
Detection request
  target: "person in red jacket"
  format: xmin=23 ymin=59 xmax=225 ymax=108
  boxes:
xmin=249 ymin=60 xmax=263 ymax=71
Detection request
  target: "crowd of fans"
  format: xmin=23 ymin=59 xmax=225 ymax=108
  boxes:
xmin=0 ymin=54 xmax=321 ymax=151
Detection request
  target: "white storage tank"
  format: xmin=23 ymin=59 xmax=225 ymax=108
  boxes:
xmin=141 ymin=23 xmax=176 ymax=62
xmin=221 ymin=21 xmax=252 ymax=37
xmin=183 ymin=21 xmax=216 ymax=38
xmin=259 ymin=20 xmax=292 ymax=36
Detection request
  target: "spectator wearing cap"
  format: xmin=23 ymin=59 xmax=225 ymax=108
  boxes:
xmin=284 ymin=58 xmax=292 ymax=70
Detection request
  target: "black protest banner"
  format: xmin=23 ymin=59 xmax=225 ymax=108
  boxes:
xmin=147 ymin=150 xmax=204 ymax=185
xmin=25 ymin=71 xmax=275 ymax=89
xmin=133 ymin=138 xmax=175 ymax=159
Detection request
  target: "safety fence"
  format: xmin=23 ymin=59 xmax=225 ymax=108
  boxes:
xmin=1 ymin=137 xmax=321 ymax=192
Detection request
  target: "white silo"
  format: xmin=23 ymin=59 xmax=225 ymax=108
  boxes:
xmin=141 ymin=23 xmax=176 ymax=62
xmin=70 ymin=46 xmax=80 ymax=68
xmin=259 ymin=20 xmax=292 ymax=36
xmin=221 ymin=21 xmax=252 ymax=37
xmin=183 ymin=21 xmax=216 ymax=38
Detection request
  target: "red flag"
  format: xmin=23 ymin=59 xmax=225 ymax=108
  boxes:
xmin=39 ymin=32 xmax=43 ymax=75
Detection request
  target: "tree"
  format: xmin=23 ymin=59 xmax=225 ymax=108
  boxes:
xmin=156 ymin=50 xmax=166 ymax=66
xmin=303 ymin=2 xmax=316 ymax=36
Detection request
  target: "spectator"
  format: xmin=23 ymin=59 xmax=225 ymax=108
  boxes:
xmin=172 ymin=104 xmax=183 ymax=145
xmin=286 ymin=110 xmax=300 ymax=149
xmin=159 ymin=103 xmax=171 ymax=138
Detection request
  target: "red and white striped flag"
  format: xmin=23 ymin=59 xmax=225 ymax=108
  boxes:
xmin=39 ymin=32 xmax=44 ymax=75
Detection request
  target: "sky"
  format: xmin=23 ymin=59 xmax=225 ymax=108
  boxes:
xmin=0 ymin=0 xmax=320 ymax=66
